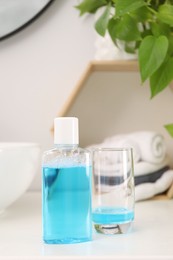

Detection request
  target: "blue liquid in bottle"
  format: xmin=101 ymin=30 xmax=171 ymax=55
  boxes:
xmin=42 ymin=165 xmax=92 ymax=244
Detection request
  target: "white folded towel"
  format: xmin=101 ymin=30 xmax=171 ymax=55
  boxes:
xmin=135 ymin=170 xmax=173 ymax=201
xmin=88 ymin=136 xmax=141 ymax=163
xmin=89 ymin=131 xmax=166 ymax=164
xmin=128 ymin=131 xmax=166 ymax=164
xmin=93 ymin=155 xmax=169 ymax=177
xmin=102 ymin=136 xmax=141 ymax=163
xmin=93 ymin=170 xmax=173 ymax=202
xmin=134 ymin=158 xmax=169 ymax=176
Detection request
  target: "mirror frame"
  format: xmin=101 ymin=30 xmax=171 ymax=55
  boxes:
xmin=0 ymin=0 xmax=55 ymax=41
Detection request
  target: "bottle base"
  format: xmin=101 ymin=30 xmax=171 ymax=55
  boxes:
xmin=44 ymin=237 xmax=92 ymax=244
xmin=94 ymin=221 xmax=133 ymax=235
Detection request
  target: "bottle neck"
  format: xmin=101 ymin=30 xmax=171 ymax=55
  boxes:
xmin=54 ymin=144 xmax=78 ymax=150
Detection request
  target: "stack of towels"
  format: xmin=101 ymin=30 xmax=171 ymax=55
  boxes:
xmin=89 ymin=131 xmax=173 ymax=201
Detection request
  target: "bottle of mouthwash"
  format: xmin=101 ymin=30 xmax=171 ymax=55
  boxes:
xmin=42 ymin=117 xmax=92 ymax=244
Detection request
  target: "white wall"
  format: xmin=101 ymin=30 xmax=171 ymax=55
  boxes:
xmin=0 ymin=0 xmax=95 ymax=189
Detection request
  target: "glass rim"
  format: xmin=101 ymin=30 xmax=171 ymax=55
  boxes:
xmin=91 ymin=147 xmax=133 ymax=152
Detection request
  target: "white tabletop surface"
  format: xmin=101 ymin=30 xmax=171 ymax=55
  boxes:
xmin=0 ymin=192 xmax=173 ymax=260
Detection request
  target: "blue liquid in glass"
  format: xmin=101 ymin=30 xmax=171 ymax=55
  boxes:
xmin=42 ymin=165 xmax=92 ymax=244
xmin=92 ymin=207 xmax=134 ymax=224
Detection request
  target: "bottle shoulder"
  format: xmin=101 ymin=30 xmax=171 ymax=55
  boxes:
xmin=42 ymin=146 xmax=91 ymax=167
xmin=43 ymin=146 xmax=90 ymax=156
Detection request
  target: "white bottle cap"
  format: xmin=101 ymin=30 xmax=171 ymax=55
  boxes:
xmin=54 ymin=117 xmax=79 ymax=145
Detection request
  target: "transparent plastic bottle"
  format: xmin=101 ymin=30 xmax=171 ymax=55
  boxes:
xmin=42 ymin=117 xmax=92 ymax=244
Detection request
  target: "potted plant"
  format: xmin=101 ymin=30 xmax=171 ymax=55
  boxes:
xmin=76 ymin=0 xmax=173 ymax=136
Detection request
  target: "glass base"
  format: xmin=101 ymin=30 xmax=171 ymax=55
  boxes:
xmin=94 ymin=221 xmax=133 ymax=235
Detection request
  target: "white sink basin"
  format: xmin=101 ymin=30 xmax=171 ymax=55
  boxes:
xmin=0 ymin=142 xmax=41 ymax=211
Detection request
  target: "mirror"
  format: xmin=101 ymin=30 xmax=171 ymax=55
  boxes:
xmin=0 ymin=0 xmax=54 ymax=40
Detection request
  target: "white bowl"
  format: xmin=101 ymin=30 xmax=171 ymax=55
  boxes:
xmin=0 ymin=142 xmax=41 ymax=211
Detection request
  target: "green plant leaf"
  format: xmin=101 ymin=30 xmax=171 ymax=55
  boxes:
xmin=151 ymin=22 xmax=170 ymax=37
xmin=75 ymin=0 xmax=107 ymax=15
xmin=168 ymin=35 xmax=173 ymax=56
xmin=131 ymin=6 xmax=152 ymax=22
xmin=164 ymin=124 xmax=173 ymax=137
xmin=141 ymin=28 xmax=152 ymax=38
xmin=115 ymin=0 xmax=146 ymax=17
xmin=139 ymin=35 xmax=168 ymax=82
xmin=108 ymin=15 xmax=141 ymax=42
xmin=95 ymin=3 xmax=111 ymax=36
xmin=158 ymin=4 xmax=173 ymax=26
xmin=150 ymin=57 xmax=173 ymax=97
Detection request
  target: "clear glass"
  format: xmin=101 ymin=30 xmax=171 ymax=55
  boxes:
xmin=92 ymin=148 xmax=135 ymax=235
xmin=42 ymin=145 xmax=92 ymax=244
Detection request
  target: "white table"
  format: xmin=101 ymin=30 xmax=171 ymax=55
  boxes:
xmin=0 ymin=192 xmax=173 ymax=260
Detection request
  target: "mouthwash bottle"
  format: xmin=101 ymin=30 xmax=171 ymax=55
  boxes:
xmin=42 ymin=117 xmax=92 ymax=244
